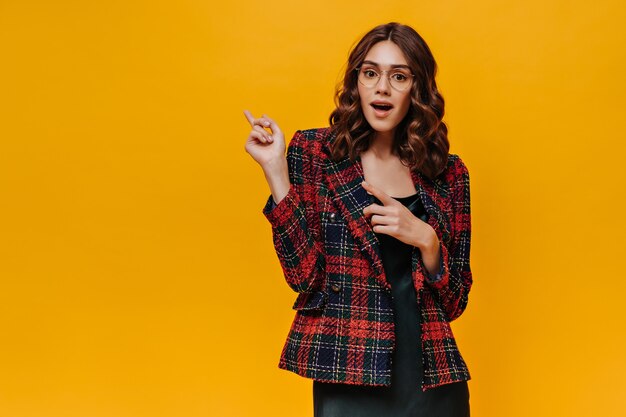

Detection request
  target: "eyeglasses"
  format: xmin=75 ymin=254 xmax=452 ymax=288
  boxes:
xmin=355 ymin=66 xmax=415 ymax=91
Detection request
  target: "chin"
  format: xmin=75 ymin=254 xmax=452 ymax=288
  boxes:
xmin=367 ymin=118 xmax=398 ymax=132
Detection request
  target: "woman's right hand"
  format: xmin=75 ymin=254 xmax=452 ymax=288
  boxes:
xmin=243 ymin=110 xmax=286 ymax=171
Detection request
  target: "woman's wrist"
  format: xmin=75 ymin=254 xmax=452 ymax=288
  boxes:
xmin=263 ymin=158 xmax=290 ymax=205
xmin=416 ymin=227 xmax=443 ymax=278
xmin=410 ymin=218 xmax=436 ymax=250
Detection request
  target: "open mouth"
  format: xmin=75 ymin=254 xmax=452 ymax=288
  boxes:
xmin=371 ymin=103 xmax=394 ymax=116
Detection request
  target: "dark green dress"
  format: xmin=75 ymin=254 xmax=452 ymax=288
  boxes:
xmin=313 ymin=192 xmax=470 ymax=417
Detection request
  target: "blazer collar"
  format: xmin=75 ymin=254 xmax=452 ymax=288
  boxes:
xmin=321 ymin=130 xmax=452 ymax=291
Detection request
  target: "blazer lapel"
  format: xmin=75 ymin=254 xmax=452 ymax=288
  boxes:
xmin=321 ymin=131 xmax=452 ymax=291
xmin=410 ymin=169 xmax=452 ymax=248
xmin=323 ymin=148 xmax=389 ymax=289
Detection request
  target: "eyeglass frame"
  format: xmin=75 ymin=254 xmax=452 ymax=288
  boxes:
xmin=354 ymin=65 xmax=415 ymax=91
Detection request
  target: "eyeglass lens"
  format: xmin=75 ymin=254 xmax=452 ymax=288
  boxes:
xmin=358 ymin=67 xmax=412 ymax=91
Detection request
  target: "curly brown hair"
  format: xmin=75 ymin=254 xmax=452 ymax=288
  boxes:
xmin=328 ymin=22 xmax=450 ymax=180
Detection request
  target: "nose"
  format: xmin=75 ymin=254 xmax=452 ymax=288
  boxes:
xmin=375 ymin=73 xmax=391 ymax=95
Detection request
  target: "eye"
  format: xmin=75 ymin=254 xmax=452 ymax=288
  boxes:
xmin=392 ymin=72 xmax=408 ymax=82
xmin=363 ymin=69 xmax=378 ymax=78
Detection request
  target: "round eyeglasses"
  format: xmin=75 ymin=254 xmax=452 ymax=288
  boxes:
xmin=355 ymin=66 xmax=415 ymax=92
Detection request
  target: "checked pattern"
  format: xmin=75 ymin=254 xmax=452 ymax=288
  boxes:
xmin=262 ymin=127 xmax=473 ymax=391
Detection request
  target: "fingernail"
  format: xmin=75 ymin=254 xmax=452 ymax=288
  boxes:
xmin=264 ymin=121 xmax=269 ymax=126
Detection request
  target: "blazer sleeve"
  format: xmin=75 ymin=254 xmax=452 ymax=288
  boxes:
xmin=423 ymin=156 xmax=473 ymax=322
xmin=262 ymin=129 xmax=325 ymax=294
xmin=424 ymin=254 xmax=445 ymax=283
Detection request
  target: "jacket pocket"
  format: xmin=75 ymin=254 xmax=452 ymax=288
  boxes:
xmin=292 ymin=290 xmax=328 ymax=311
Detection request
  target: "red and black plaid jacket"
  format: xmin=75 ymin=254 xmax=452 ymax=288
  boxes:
xmin=262 ymin=127 xmax=473 ymax=391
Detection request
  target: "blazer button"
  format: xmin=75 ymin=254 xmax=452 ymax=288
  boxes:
xmin=331 ymin=283 xmax=342 ymax=293
xmin=329 ymin=212 xmax=336 ymax=221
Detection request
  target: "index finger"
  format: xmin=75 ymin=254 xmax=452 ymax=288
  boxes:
xmin=243 ymin=109 xmax=256 ymax=127
xmin=361 ymin=181 xmax=393 ymax=206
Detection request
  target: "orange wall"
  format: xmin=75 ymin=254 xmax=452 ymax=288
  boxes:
xmin=0 ymin=1 xmax=625 ymax=416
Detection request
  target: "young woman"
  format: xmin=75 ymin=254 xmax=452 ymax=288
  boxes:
xmin=244 ymin=22 xmax=473 ymax=417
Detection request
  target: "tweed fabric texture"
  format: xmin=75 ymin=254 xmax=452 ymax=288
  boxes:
xmin=262 ymin=127 xmax=473 ymax=391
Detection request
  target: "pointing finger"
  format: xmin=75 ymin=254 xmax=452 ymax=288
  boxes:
xmin=244 ymin=110 xmax=272 ymax=131
xmin=361 ymin=181 xmax=393 ymax=206
xmin=243 ymin=109 xmax=256 ymax=126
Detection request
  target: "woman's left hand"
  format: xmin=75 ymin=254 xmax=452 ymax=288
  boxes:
xmin=361 ymin=180 xmax=436 ymax=250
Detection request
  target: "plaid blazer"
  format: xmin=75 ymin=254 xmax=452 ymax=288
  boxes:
xmin=262 ymin=127 xmax=473 ymax=391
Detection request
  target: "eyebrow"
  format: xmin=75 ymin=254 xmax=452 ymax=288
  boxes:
xmin=362 ymin=60 xmax=411 ymax=69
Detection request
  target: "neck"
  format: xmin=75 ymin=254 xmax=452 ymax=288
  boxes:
xmin=368 ymin=130 xmax=395 ymax=159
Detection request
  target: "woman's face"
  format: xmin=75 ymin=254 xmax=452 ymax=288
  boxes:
xmin=357 ymin=40 xmax=413 ymax=137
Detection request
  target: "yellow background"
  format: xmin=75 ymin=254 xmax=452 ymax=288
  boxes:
xmin=1 ymin=0 xmax=624 ymax=416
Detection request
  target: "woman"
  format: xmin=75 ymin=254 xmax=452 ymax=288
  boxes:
xmin=244 ymin=22 xmax=473 ymax=417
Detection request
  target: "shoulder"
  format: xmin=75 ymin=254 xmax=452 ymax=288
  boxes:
xmin=297 ymin=126 xmax=332 ymax=136
xmin=292 ymin=127 xmax=333 ymax=145
xmin=284 ymin=128 xmax=331 ymax=179
xmin=431 ymin=154 xmax=469 ymax=200
xmin=443 ymin=153 xmax=469 ymax=182
xmin=287 ymin=127 xmax=332 ymax=157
